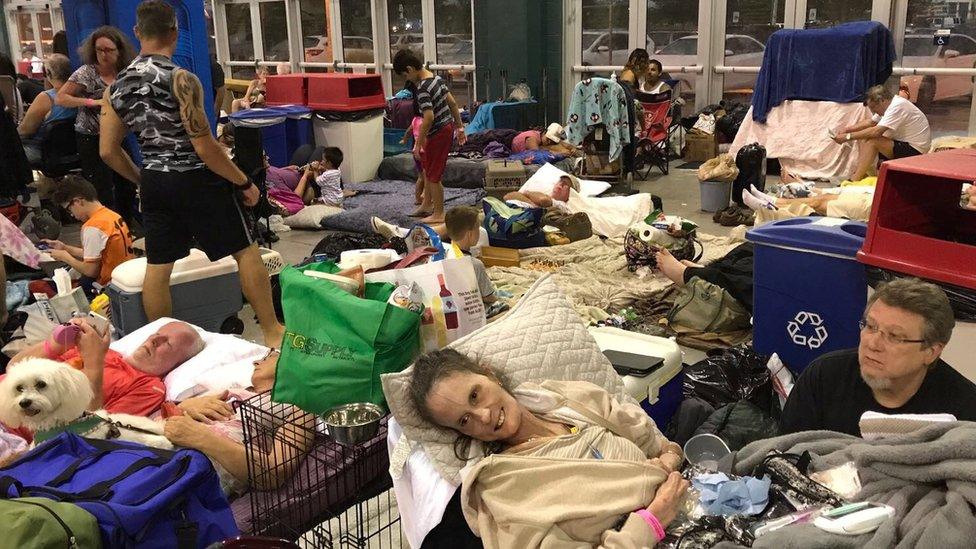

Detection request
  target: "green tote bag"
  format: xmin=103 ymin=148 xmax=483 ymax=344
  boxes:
xmin=272 ymin=261 xmax=422 ymax=414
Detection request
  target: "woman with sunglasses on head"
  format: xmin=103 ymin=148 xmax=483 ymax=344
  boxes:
xmin=17 ymin=54 xmax=77 ymax=166
xmin=57 ymin=26 xmax=137 ymax=225
xmin=164 ymin=348 xmax=315 ymax=496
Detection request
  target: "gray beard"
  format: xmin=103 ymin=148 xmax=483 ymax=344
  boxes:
xmin=861 ymin=371 xmax=893 ymax=391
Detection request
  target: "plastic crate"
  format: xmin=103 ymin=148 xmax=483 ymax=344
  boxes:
xmin=266 ymin=74 xmax=308 ymax=106
xmin=857 ymin=149 xmax=976 ymax=289
xmin=259 ymin=247 xmax=285 ymax=276
xmin=307 ymin=73 xmax=386 ymax=112
xmin=485 ymin=159 xmax=526 ymax=191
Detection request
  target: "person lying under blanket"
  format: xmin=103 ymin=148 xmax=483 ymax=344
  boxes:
xmin=162 ymin=348 xmax=314 ymax=496
xmin=409 ymin=348 xmax=690 ymax=548
xmin=780 ymin=278 xmax=976 ymax=436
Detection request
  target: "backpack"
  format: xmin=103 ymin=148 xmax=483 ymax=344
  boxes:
xmin=0 ymin=496 xmax=103 ymax=549
xmin=0 ymin=433 xmax=239 ymax=548
xmin=482 ymin=196 xmax=545 ymax=249
xmin=667 ymin=277 xmax=751 ymax=333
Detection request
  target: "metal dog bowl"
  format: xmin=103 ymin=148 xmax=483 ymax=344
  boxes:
xmin=321 ymin=403 xmax=384 ymax=446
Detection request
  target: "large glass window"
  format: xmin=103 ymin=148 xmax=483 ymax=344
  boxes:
xmin=339 ymin=0 xmax=374 ymax=62
xmin=300 ymin=0 xmax=334 ymax=64
xmin=902 ymin=0 xmax=975 ymax=136
xmin=723 ymin=0 xmax=785 ymax=105
xmin=225 ymin=3 xmax=254 ymax=62
xmin=646 ymin=1 xmax=698 ymax=104
xmin=37 ymin=12 xmax=54 ymax=57
xmin=804 ymin=0 xmax=872 ymax=29
xmin=15 ymin=12 xmax=34 ymax=59
xmin=260 ymin=1 xmax=289 ymax=62
xmin=388 ymin=0 xmax=423 ymax=94
xmin=435 ymin=0 xmax=472 ymax=65
xmin=581 ymin=0 xmax=629 ymax=71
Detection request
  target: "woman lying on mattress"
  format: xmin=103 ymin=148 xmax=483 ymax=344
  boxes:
xmin=163 ymin=349 xmax=314 ymax=496
xmin=410 ymin=348 xmax=690 ymax=548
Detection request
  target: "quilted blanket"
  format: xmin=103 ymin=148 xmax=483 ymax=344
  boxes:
xmin=487 ymin=233 xmax=743 ymax=323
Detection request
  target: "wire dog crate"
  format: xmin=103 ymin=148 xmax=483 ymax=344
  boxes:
xmin=239 ymin=392 xmax=403 ymax=548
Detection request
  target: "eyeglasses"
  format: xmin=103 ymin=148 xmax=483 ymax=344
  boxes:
xmin=858 ymin=320 xmax=927 ymax=346
xmin=96 ymin=47 xmax=118 ymax=54
xmin=254 ymin=347 xmax=280 ymax=366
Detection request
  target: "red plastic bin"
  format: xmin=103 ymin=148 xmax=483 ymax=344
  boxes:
xmin=265 ymin=74 xmax=308 ymax=106
xmin=306 ymin=73 xmax=385 ymax=112
xmin=857 ymin=149 xmax=976 ymax=289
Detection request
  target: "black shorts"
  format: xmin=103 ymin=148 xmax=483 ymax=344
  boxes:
xmin=883 ymin=140 xmax=923 ymax=160
xmin=141 ymin=168 xmax=253 ymax=265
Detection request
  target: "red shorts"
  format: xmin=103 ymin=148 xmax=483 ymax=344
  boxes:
xmin=420 ymin=123 xmax=454 ymax=183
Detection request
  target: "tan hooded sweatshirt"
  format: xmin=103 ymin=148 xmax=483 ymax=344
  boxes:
xmin=460 ymin=380 xmax=673 ymax=549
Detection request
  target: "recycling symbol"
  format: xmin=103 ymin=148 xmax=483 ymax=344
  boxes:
xmin=787 ymin=311 xmax=829 ymax=350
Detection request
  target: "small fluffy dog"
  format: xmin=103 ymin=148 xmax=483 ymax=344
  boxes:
xmin=0 ymin=358 xmax=172 ymax=449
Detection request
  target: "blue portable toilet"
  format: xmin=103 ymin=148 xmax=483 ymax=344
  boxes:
xmin=61 ymin=0 xmax=216 ymax=129
xmin=747 ymin=217 xmax=869 ymax=375
xmin=229 ymin=108 xmax=288 ymax=167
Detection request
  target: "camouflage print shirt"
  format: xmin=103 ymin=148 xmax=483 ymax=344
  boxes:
xmin=109 ymin=55 xmax=206 ymax=173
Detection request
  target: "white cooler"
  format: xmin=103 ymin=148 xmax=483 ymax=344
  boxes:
xmin=107 ymin=249 xmax=243 ymax=337
xmin=312 ymin=113 xmax=383 ymax=183
xmin=589 ymin=327 xmax=684 ymax=430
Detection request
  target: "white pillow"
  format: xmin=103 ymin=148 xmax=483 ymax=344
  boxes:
xmin=521 ymin=163 xmax=611 ymax=197
xmin=110 ymin=317 xmax=269 ymax=401
xmin=283 ymin=204 xmax=343 ymax=229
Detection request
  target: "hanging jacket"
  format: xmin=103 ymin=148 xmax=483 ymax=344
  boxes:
xmin=564 ymin=78 xmax=631 ymax=162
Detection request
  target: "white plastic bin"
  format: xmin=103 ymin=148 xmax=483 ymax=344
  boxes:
xmin=313 ymin=113 xmax=383 ymax=183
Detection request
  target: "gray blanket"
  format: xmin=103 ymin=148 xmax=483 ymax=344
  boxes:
xmin=713 ymin=422 xmax=976 ymax=549
xmin=319 ymin=179 xmax=485 ymax=234
xmin=376 ymin=153 xmax=575 ymax=189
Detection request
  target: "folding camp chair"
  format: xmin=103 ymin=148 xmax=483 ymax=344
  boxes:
xmin=633 ymin=89 xmax=676 ymax=178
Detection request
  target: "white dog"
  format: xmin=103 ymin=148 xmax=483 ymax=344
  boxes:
xmin=0 ymin=358 xmax=172 ymax=449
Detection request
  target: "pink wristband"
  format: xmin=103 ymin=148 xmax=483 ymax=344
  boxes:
xmin=635 ymin=509 xmax=666 ymax=542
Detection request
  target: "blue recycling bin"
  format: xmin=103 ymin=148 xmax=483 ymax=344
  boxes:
xmin=747 ymin=217 xmax=869 ymax=375
xmin=275 ymin=105 xmax=314 ymax=164
xmin=228 ymin=109 xmax=288 ymax=167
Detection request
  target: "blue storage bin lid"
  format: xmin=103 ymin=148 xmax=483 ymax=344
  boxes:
xmin=271 ymin=105 xmax=313 ymax=119
xmin=228 ymin=108 xmax=287 ymax=127
xmin=746 ymin=217 xmax=867 ymax=257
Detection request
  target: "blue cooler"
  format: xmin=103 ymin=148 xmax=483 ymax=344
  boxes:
xmin=275 ymin=105 xmax=313 ymax=163
xmin=229 ymin=109 xmax=288 ymax=166
xmin=589 ymin=327 xmax=684 ymax=430
xmin=747 ymin=217 xmax=868 ymax=374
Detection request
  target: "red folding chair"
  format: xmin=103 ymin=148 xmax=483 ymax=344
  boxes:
xmin=633 ymin=89 xmax=675 ymax=178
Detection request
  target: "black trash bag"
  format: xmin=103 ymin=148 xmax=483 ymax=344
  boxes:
xmin=715 ymin=102 xmax=749 ymax=142
xmin=665 ymin=397 xmax=716 ymax=447
xmin=694 ymin=400 xmax=780 ymax=451
xmin=682 ymin=344 xmax=773 ymax=413
xmin=731 ymin=143 xmax=767 ymax=207
xmin=866 ymin=266 xmax=976 ymax=322
xmin=310 ymin=232 xmax=407 ymax=262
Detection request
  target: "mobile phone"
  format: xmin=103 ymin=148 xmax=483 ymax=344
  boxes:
xmin=37 ymin=243 xmax=50 ymax=251
xmin=84 ymin=312 xmax=111 ymax=335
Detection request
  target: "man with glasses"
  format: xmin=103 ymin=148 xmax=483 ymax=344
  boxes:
xmin=780 ymin=278 xmax=976 ymax=436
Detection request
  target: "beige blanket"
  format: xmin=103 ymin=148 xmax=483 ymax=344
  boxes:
xmin=487 ymin=233 xmax=743 ymax=322
xmin=731 ymin=101 xmax=871 ymax=180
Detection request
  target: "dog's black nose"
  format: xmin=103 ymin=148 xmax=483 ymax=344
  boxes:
xmin=18 ymin=399 xmax=32 ymax=409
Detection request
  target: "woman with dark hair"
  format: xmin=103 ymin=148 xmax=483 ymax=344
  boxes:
xmin=0 ymin=53 xmax=24 ymax=123
xmin=56 ymin=26 xmax=136 ymax=213
xmin=620 ymin=48 xmax=651 ymax=90
xmin=409 ymin=349 xmax=690 ymax=548
xmin=53 ymin=31 xmax=69 ymax=57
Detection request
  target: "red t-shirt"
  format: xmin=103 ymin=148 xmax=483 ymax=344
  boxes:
xmin=58 ymin=348 xmax=166 ymax=417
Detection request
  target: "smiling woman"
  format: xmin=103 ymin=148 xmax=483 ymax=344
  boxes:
xmin=407 ymin=348 xmax=689 ymax=548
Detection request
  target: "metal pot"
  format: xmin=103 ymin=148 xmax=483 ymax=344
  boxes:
xmin=322 ymin=403 xmax=384 ymax=446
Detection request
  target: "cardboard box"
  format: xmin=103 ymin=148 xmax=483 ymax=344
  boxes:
xmin=480 ymin=246 xmax=521 ymax=268
xmin=684 ymin=132 xmax=718 ymax=162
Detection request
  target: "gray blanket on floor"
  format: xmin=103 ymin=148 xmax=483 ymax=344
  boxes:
xmin=713 ymin=422 xmax=976 ymax=549
xmin=319 ymin=180 xmax=485 ymax=234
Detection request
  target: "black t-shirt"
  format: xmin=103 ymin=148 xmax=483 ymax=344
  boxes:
xmin=780 ymin=348 xmax=976 ymax=436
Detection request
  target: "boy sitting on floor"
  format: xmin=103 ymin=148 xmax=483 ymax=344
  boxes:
xmin=44 ymin=175 xmax=134 ymax=293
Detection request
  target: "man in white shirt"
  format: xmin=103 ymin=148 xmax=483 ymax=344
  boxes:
xmin=835 ymin=85 xmax=931 ymax=181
